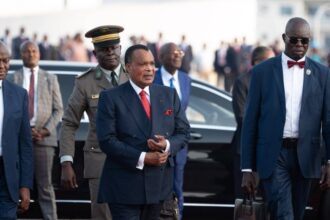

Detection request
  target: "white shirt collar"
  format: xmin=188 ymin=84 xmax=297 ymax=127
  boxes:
xmin=23 ymin=66 xmax=39 ymax=75
xmin=160 ymin=66 xmax=178 ymax=82
xmin=0 ymin=80 xmax=2 ymax=88
xmin=129 ymin=79 xmax=150 ymax=97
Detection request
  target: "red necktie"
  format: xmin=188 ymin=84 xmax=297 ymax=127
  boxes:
xmin=28 ymin=69 xmax=34 ymax=120
xmin=139 ymin=90 xmax=151 ymax=119
xmin=287 ymin=60 xmax=305 ymax=68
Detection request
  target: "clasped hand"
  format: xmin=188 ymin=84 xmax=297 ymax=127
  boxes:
xmin=144 ymin=135 xmax=169 ymax=166
xmin=31 ymin=127 xmax=50 ymax=142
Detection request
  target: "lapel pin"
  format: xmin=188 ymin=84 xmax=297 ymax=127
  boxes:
xmin=306 ymin=69 xmax=311 ymax=75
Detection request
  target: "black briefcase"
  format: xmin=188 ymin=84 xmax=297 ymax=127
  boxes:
xmin=233 ymin=197 xmax=269 ymax=220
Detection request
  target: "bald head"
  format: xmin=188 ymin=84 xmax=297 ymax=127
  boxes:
xmin=0 ymin=41 xmax=11 ymax=80
xmin=283 ymin=17 xmax=311 ymax=60
xmin=285 ymin=17 xmax=310 ymax=35
xmin=159 ymin=42 xmax=184 ymax=74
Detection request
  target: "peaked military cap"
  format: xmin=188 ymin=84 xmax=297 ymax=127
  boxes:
xmin=85 ymin=25 xmax=124 ymax=48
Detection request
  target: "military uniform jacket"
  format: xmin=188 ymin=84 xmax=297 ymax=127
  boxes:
xmin=59 ymin=64 xmax=128 ymax=178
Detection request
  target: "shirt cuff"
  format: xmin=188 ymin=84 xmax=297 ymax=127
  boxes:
xmin=136 ymin=152 xmax=146 ymax=170
xmin=164 ymin=140 xmax=170 ymax=152
xmin=241 ymin=169 xmax=252 ymax=172
xmin=60 ymin=155 xmax=73 ymax=164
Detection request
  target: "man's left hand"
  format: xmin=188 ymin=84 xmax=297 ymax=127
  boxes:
xmin=31 ymin=128 xmax=50 ymax=142
xmin=17 ymin=187 xmax=30 ymax=214
xmin=320 ymin=163 xmax=330 ymax=190
xmin=147 ymin=135 xmax=167 ymax=152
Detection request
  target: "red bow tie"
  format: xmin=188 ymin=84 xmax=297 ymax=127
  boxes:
xmin=287 ymin=60 xmax=305 ymax=68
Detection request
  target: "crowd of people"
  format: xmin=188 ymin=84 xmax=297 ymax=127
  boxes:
xmin=3 ymin=26 xmax=330 ymax=94
xmin=0 ymin=16 xmax=329 ymax=220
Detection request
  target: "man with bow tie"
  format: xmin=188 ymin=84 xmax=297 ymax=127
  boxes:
xmin=96 ymin=44 xmax=190 ymax=220
xmin=241 ymin=17 xmax=330 ymax=220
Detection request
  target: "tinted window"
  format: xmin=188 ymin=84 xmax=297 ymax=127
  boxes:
xmin=187 ymin=82 xmax=236 ymax=128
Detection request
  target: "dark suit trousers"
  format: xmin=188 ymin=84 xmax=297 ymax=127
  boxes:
xmin=108 ymin=203 xmax=161 ymax=220
xmin=261 ymin=147 xmax=311 ymax=220
xmin=0 ymin=158 xmax=17 ymax=220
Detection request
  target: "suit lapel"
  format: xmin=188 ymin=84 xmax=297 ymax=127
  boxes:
xmin=14 ymin=69 xmax=24 ymax=86
xmin=2 ymin=80 xmax=14 ymax=136
xmin=120 ymin=82 xmax=151 ymax=138
xmin=300 ymin=58 xmax=313 ymax=116
xmin=150 ymin=85 xmax=165 ymax=136
xmin=273 ymin=55 xmax=286 ymax=116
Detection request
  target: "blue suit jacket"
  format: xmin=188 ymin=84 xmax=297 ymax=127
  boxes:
xmin=153 ymin=69 xmax=191 ymax=112
xmin=96 ymin=81 xmax=190 ymax=204
xmin=153 ymin=69 xmax=191 ymax=166
xmin=241 ymin=55 xmax=330 ymax=179
xmin=1 ymin=79 xmax=33 ymax=202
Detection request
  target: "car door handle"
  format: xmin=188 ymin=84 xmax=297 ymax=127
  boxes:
xmin=190 ymin=131 xmax=203 ymax=140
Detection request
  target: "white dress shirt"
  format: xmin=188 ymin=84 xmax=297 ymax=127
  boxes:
xmin=22 ymin=66 xmax=39 ymax=126
xmin=282 ymin=53 xmax=305 ymax=138
xmin=160 ymin=67 xmax=182 ymax=100
xmin=0 ymin=80 xmax=3 ymax=156
xmin=129 ymin=80 xmax=170 ymax=169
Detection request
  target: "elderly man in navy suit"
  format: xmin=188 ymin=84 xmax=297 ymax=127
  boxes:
xmin=241 ymin=17 xmax=330 ymax=220
xmin=153 ymin=42 xmax=191 ymax=219
xmin=0 ymin=41 xmax=33 ymax=219
xmin=96 ymin=44 xmax=190 ymax=220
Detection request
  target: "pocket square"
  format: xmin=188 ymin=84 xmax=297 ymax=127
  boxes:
xmin=164 ymin=109 xmax=173 ymax=116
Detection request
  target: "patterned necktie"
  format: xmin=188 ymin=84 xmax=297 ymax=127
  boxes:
xmin=111 ymin=71 xmax=118 ymax=87
xmin=28 ymin=69 xmax=34 ymax=120
xmin=169 ymin=77 xmax=175 ymax=89
xmin=139 ymin=90 xmax=151 ymax=119
xmin=287 ymin=60 xmax=305 ymax=68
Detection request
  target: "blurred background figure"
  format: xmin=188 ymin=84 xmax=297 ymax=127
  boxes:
xmin=12 ymin=26 xmax=29 ymax=59
xmin=66 ymin=32 xmax=89 ymax=62
xmin=148 ymin=32 xmax=163 ymax=68
xmin=224 ymin=38 xmax=240 ymax=93
xmin=38 ymin=34 xmax=57 ymax=60
xmin=1 ymin=28 xmax=12 ymax=54
xmin=213 ymin=41 xmax=228 ymax=89
xmin=195 ymin=43 xmax=214 ymax=83
xmin=179 ymin=35 xmax=193 ymax=74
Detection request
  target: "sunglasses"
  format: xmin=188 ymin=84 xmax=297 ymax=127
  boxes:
xmin=285 ymin=35 xmax=310 ymax=45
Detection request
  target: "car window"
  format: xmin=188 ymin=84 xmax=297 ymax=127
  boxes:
xmin=187 ymin=82 xmax=236 ymax=128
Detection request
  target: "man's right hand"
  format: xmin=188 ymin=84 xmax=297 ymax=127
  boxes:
xmin=241 ymin=172 xmax=257 ymax=195
xmin=61 ymin=161 xmax=78 ymax=190
xmin=144 ymin=152 xmax=169 ymax=166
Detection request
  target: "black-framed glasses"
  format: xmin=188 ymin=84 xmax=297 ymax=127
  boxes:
xmin=285 ymin=34 xmax=309 ymax=45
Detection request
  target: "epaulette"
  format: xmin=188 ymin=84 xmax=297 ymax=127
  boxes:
xmin=76 ymin=67 xmax=94 ymax=79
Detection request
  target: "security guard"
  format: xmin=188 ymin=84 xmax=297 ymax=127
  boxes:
xmin=59 ymin=25 xmax=128 ymax=220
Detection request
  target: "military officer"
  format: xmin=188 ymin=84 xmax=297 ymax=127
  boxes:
xmin=59 ymin=25 xmax=129 ymax=220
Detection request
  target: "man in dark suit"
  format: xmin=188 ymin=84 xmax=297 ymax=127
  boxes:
xmin=11 ymin=40 xmax=63 ymax=220
xmin=96 ymin=44 xmax=190 ymax=220
xmin=179 ymin=35 xmax=193 ymax=74
xmin=231 ymin=46 xmax=274 ymax=197
xmin=241 ymin=17 xmax=330 ymax=220
xmin=153 ymin=42 xmax=191 ymax=219
xmin=0 ymin=41 xmax=33 ymax=219
xmin=11 ymin=27 xmax=28 ymax=59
